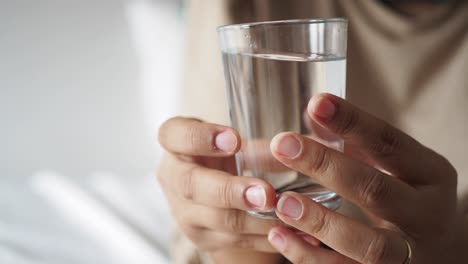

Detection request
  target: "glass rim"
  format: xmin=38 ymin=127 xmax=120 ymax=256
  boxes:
xmin=217 ymin=18 xmax=348 ymax=32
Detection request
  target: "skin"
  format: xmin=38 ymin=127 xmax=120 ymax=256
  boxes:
xmin=157 ymin=117 xmax=285 ymax=264
xmin=266 ymin=94 xmax=468 ymax=263
xmin=158 ymin=94 xmax=468 ymax=263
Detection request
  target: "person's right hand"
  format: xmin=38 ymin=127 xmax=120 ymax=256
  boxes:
xmin=157 ymin=117 xmax=288 ymax=261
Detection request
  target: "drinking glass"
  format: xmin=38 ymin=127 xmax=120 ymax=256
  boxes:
xmin=218 ymin=18 xmax=347 ymax=219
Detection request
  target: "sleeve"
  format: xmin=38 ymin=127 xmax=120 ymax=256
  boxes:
xmin=177 ymin=0 xmax=232 ymax=125
xmin=456 ymin=163 xmax=468 ymax=223
xmin=461 ymin=192 xmax=468 ymax=222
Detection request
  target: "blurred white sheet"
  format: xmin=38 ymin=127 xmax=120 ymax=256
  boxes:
xmin=0 ymin=0 xmax=184 ymax=263
xmin=0 ymin=172 xmax=170 ymax=264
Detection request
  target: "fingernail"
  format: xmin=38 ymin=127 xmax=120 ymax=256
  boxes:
xmin=277 ymin=195 xmax=303 ymax=219
xmin=309 ymin=96 xmax=336 ymax=121
xmin=272 ymin=134 xmax=302 ymax=159
xmin=268 ymin=231 xmax=286 ymax=251
xmin=245 ymin=185 xmax=266 ymax=209
xmin=215 ymin=131 xmax=237 ymax=152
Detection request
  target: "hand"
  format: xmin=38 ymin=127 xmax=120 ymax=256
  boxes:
xmin=157 ymin=117 xmax=284 ymax=263
xmin=266 ymin=94 xmax=467 ymax=263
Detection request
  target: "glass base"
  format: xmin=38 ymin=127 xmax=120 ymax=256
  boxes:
xmin=248 ymin=191 xmax=342 ymax=220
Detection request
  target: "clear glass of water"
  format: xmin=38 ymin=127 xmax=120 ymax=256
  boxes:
xmin=217 ymin=19 xmax=348 ymax=219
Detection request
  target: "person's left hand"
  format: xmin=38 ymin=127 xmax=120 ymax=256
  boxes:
xmin=267 ymin=93 xmax=468 ymax=264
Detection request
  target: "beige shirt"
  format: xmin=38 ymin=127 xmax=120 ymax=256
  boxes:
xmin=174 ymin=1 xmax=468 ymax=263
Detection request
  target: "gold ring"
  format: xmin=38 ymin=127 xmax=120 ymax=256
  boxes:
xmin=402 ymin=238 xmax=413 ymax=264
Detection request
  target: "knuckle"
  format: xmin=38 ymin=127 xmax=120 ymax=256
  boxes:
xmin=369 ymin=124 xmax=401 ymax=157
xmin=223 ymin=209 xmax=245 ymax=233
xmin=183 ymin=227 xmax=218 ymax=252
xmin=307 ymin=146 xmax=332 ymax=175
xmin=362 ymin=233 xmax=391 ymax=264
xmin=334 ymin=107 xmax=360 ymax=135
xmin=186 ymin=124 xmax=207 ymax=156
xmin=232 ymin=236 xmax=254 ymax=249
xmin=217 ymin=177 xmax=235 ymax=208
xmin=186 ymin=125 xmax=199 ymax=155
xmin=182 ymin=166 xmax=198 ymax=201
xmin=305 ymin=207 xmax=330 ymax=237
xmin=183 ymin=226 xmax=218 ymax=252
xmin=361 ymin=171 xmax=391 ymax=209
xmin=180 ymin=223 xmax=202 ymax=242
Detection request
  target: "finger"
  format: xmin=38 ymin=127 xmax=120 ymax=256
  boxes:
xmin=303 ymin=108 xmax=344 ymax=150
xmin=297 ymin=233 xmax=321 ymax=247
xmin=180 ymin=204 xmax=281 ymax=235
xmin=268 ymin=226 xmax=358 ymax=264
xmin=239 ymin=138 xmax=289 ymax=173
xmin=270 ymin=132 xmax=417 ymax=224
xmin=193 ymin=228 xmax=277 ymax=253
xmin=159 ymin=117 xmax=240 ymax=156
xmin=307 ymin=93 xmax=451 ymax=184
xmin=190 ymin=138 xmax=289 ymax=174
xmin=275 ymin=192 xmax=409 ymax=264
xmin=165 ymin=157 xmax=277 ymax=211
